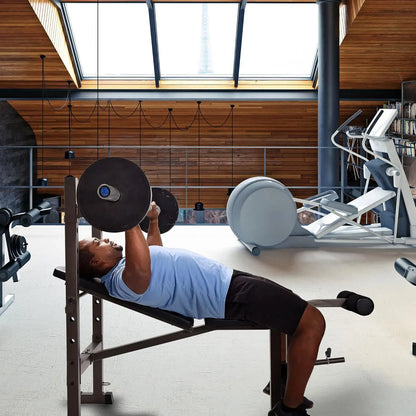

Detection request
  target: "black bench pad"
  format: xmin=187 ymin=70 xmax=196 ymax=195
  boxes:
xmin=53 ymin=267 xmax=265 ymax=332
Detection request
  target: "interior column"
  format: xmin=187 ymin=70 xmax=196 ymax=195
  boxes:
xmin=317 ymin=0 xmax=342 ymax=193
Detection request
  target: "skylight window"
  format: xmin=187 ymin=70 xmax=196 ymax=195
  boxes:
xmin=239 ymin=3 xmax=318 ymax=78
xmin=155 ymin=3 xmax=238 ymax=78
xmin=64 ymin=2 xmax=154 ymax=78
xmin=63 ymin=2 xmax=318 ymax=82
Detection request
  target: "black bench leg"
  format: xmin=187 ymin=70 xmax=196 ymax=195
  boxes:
xmin=81 ymin=228 xmax=113 ymax=405
xmin=269 ymin=330 xmax=284 ymax=408
xmin=81 ymin=295 xmax=113 ymax=404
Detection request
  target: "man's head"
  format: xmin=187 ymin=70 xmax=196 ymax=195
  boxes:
xmin=79 ymin=238 xmax=123 ymax=279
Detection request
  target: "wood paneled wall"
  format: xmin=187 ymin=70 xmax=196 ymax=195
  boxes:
xmin=9 ymin=99 xmax=383 ymax=209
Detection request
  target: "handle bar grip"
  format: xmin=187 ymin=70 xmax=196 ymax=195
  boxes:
xmin=337 ymin=290 xmax=374 ymax=316
xmin=337 ymin=109 xmax=363 ymax=132
xmin=0 ymin=251 xmax=31 ymax=282
xmin=20 ymin=201 xmax=51 ymax=227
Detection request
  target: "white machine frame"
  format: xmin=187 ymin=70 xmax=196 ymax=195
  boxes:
xmin=295 ymin=108 xmax=416 ymax=246
xmin=234 ymin=109 xmax=416 ymax=255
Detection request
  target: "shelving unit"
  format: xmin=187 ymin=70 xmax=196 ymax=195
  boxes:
xmin=384 ymin=81 xmax=416 ymax=198
xmin=385 ymin=81 xmax=416 ymax=157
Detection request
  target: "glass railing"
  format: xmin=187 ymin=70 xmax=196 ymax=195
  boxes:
xmin=0 ymin=144 xmax=363 ymax=225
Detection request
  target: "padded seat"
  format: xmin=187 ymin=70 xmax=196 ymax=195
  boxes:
xmin=303 ymin=187 xmax=396 ymax=238
xmin=53 ymin=267 xmax=260 ymax=332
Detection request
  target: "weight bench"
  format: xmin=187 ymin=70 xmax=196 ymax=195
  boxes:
xmin=58 ymin=174 xmax=375 ymax=416
xmin=53 ymin=265 xmax=287 ymax=408
xmin=59 ymin=175 xmax=288 ymax=415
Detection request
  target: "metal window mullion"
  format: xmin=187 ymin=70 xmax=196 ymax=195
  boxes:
xmin=146 ymin=0 xmax=161 ymax=87
xmin=311 ymin=51 xmax=318 ymax=88
xmin=53 ymin=1 xmax=83 ymax=85
xmin=233 ymin=0 xmax=247 ymax=88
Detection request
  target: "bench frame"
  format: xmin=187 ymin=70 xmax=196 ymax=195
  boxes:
xmin=62 ymin=175 xmax=286 ymax=416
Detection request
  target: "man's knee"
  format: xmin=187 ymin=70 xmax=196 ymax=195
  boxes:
xmin=296 ymin=304 xmax=326 ymax=340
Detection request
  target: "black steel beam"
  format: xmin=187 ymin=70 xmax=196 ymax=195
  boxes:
xmin=0 ymin=88 xmax=318 ymax=101
xmin=146 ymin=0 xmax=161 ymax=88
xmin=339 ymin=89 xmax=401 ymax=100
xmin=233 ymin=0 xmax=247 ymax=88
xmin=0 ymin=88 xmax=400 ymax=102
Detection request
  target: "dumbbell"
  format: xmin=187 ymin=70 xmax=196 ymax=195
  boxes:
xmin=77 ymin=157 xmax=178 ymax=233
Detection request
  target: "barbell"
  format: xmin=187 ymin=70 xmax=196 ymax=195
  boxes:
xmin=77 ymin=157 xmax=178 ymax=233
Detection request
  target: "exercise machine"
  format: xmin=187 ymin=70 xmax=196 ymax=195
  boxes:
xmin=227 ymin=108 xmax=416 ymax=255
xmin=394 ymin=257 xmax=416 ymax=355
xmin=55 ymin=158 xmax=375 ymax=415
xmin=0 ymin=202 xmax=51 ymax=315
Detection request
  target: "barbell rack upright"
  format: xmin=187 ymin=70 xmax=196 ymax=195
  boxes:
xmin=64 ymin=176 xmax=113 ymax=416
xmin=64 ymin=175 xmax=81 ymax=416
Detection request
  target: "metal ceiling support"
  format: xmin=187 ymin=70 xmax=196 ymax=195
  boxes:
xmin=146 ymin=0 xmax=161 ymax=88
xmin=0 ymin=88 xmax=400 ymax=102
xmin=317 ymin=0 xmax=342 ymax=194
xmin=233 ymin=0 xmax=247 ymax=88
xmin=0 ymin=89 xmax=319 ymax=102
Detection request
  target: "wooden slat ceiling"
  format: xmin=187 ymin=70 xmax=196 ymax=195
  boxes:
xmin=0 ymin=0 xmax=74 ymax=89
xmin=0 ymin=0 xmax=415 ymax=91
xmin=340 ymin=0 xmax=416 ymax=89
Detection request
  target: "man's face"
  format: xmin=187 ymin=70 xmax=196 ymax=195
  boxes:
xmin=80 ymin=237 xmax=123 ymax=269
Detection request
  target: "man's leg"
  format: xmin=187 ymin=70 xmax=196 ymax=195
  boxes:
xmin=283 ymin=304 xmax=325 ymax=409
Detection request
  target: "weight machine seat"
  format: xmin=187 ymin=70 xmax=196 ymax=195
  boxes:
xmin=53 ymin=267 xmax=262 ymax=331
xmin=303 ymin=187 xmax=396 ymax=239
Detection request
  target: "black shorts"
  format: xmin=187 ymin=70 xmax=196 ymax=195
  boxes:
xmin=224 ymin=270 xmax=308 ymax=335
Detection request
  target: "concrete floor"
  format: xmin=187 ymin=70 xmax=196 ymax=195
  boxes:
xmin=1 ymin=224 xmax=416 ymax=416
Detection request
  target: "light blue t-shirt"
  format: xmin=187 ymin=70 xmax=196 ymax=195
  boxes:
xmin=101 ymin=246 xmax=233 ymax=319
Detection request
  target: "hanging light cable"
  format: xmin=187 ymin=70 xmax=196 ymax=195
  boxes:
xmin=228 ymin=104 xmax=235 ymax=196
xmin=65 ymin=81 xmax=75 ymax=169
xmin=96 ymin=0 xmax=100 ymax=160
xmin=168 ymin=108 xmax=172 ymax=191
xmin=194 ymin=101 xmax=204 ymax=211
xmin=107 ymin=100 xmax=111 ymax=157
xmin=38 ymin=55 xmax=48 ymax=187
xmin=138 ymin=101 xmax=142 ymax=167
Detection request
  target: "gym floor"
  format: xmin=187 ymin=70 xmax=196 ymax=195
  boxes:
xmin=0 ymin=224 xmax=415 ymax=416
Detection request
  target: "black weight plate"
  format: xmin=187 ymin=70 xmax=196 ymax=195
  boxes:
xmin=77 ymin=157 xmax=151 ymax=232
xmin=10 ymin=234 xmax=27 ymax=257
xmin=140 ymin=187 xmax=179 ymax=234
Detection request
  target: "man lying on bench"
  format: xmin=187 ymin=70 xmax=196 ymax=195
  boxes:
xmin=79 ymin=202 xmax=325 ymax=416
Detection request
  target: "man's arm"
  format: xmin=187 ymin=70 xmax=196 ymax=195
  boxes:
xmin=122 ymin=225 xmax=152 ymax=294
xmin=146 ymin=202 xmax=163 ymax=247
